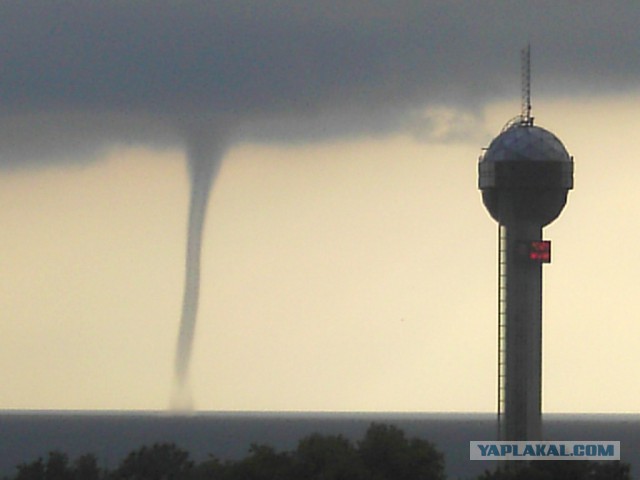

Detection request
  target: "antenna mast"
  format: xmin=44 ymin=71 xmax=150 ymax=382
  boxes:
xmin=521 ymin=45 xmax=532 ymax=125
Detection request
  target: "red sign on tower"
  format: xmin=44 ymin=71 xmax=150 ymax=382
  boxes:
xmin=528 ymin=240 xmax=551 ymax=263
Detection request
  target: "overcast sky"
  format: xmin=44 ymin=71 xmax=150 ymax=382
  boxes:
xmin=1 ymin=1 xmax=640 ymax=413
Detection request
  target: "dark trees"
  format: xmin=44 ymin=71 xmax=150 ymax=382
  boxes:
xmin=359 ymin=423 xmax=445 ymax=480
xmin=14 ymin=458 xmax=45 ymax=480
xmin=111 ymin=443 xmax=193 ymax=480
xmin=73 ymin=455 xmax=101 ymax=480
xmin=293 ymin=433 xmax=364 ymax=480
xmin=9 ymin=423 xmax=630 ymax=480
xmin=478 ymin=460 xmax=632 ymax=480
xmin=14 ymin=452 xmax=101 ymax=480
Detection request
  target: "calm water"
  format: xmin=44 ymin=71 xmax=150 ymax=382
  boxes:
xmin=0 ymin=412 xmax=637 ymax=478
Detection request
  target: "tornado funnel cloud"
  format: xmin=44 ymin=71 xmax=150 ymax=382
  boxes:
xmin=173 ymin=131 xmax=227 ymax=410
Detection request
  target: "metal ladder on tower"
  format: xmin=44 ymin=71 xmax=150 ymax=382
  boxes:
xmin=497 ymin=224 xmax=507 ymax=439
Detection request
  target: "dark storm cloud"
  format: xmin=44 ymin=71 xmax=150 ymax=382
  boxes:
xmin=0 ymin=1 xmax=638 ymax=163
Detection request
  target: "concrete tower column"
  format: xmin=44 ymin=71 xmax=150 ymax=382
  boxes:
xmin=504 ymin=222 xmax=542 ymax=441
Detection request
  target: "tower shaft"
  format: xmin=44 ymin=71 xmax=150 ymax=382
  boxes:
xmin=502 ymin=221 xmax=542 ymax=441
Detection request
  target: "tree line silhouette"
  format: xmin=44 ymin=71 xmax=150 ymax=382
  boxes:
xmin=5 ymin=423 xmax=631 ymax=480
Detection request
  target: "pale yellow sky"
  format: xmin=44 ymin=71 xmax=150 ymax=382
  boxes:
xmin=1 ymin=93 xmax=639 ymax=412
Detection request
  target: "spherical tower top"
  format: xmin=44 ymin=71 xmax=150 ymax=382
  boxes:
xmin=478 ymin=119 xmax=574 ymax=226
xmin=482 ymin=122 xmax=571 ymax=164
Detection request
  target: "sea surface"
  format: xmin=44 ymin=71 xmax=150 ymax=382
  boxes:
xmin=0 ymin=411 xmax=637 ymax=479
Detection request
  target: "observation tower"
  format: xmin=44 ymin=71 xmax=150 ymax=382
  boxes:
xmin=478 ymin=47 xmax=574 ymax=441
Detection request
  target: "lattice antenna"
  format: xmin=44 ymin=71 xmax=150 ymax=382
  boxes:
xmin=521 ymin=45 xmax=532 ymax=125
